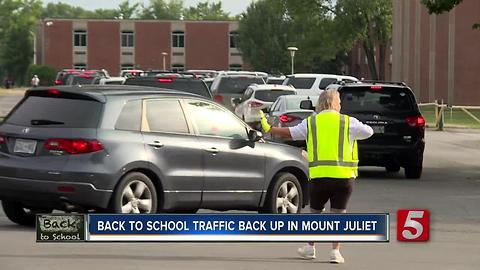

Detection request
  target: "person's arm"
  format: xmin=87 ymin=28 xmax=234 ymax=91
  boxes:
xmin=259 ymin=111 xmax=306 ymax=141
xmin=349 ymin=117 xmax=373 ymax=140
xmin=269 ymin=127 xmax=292 ymax=140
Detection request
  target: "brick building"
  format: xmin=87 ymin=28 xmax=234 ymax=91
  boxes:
xmin=391 ymin=0 xmax=480 ymax=105
xmin=35 ymin=19 xmax=245 ymax=76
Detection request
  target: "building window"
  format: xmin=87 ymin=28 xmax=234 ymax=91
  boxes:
xmin=121 ymin=64 xmax=134 ymax=70
xmin=74 ymin=30 xmax=87 ymax=47
xmin=171 ymin=64 xmax=185 ymax=73
xmin=229 ymin=31 xmax=238 ymax=48
xmin=172 ymin=31 xmax=185 ymax=48
xmin=73 ymin=63 xmax=86 ymax=70
xmin=229 ymin=64 xmax=242 ymax=71
xmin=121 ymin=31 xmax=134 ymax=47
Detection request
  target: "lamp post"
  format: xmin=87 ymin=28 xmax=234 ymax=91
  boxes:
xmin=287 ymin=46 xmax=298 ymax=75
xmin=161 ymin=52 xmax=168 ymax=71
xmin=30 ymin=30 xmax=36 ymax=65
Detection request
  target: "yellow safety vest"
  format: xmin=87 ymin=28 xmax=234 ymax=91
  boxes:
xmin=306 ymin=112 xmax=359 ymax=179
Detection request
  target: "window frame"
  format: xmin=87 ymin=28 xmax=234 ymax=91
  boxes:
xmin=181 ymin=98 xmax=250 ymax=140
xmin=229 ymin=64 xmax=242 ymax=71
xmin=121 ymin=31 xmax=135 ymax=48
xmin=73 ymin=30 xmax=87 ymax=47
xmin=171 ymin=64 xmax=185 ymax=73
xmin=172 ymin=31 xmax=185 ymax=48
xmin=229 ymin=31 xmax=238 ymax=48
xmin=140 ymin=98 xmax=194 ymax=135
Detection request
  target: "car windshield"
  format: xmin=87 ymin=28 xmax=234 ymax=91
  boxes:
xmin=217 ymin=77 xmax=265 ymax=94
xmin=6 ymin=96 xmax=102 ymax=128
xmin=255 ymin=90 xmax=295 ymax=102
xmin=284 ymin=77 xmax=315 ymax=89
xmin=286 ymin=96 xmax=319 ymax=110
xmin=340 ymin=86 xmax=414 ymax=114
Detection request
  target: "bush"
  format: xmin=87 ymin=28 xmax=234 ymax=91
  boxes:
xmin=26 ymin=64 xmax=57 ymax=87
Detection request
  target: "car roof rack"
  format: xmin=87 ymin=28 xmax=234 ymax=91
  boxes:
xmin=360 ymin=80 xmax=407 ymax=86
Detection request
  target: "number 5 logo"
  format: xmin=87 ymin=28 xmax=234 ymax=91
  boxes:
xmin=397 ymin=209 xmax=429 ymax=242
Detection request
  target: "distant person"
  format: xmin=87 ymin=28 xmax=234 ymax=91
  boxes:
xmin=3 ymin=76 xmax=8 ymax=89
xmin=31 ymin=75 xmax=40 ymax=88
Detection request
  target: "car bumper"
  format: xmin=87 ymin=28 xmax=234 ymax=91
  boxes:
xmin=0 ymin=175 xmax=112 ymax=210
xmin=359 ymin=141 xmax=425 ymax=166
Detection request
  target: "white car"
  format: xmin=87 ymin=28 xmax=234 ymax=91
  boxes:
xmin=267 ymin=75 xmax=286 ymax=85
xmin=283 ymin=73 xmax=358 ymax=95
xmin=234 ymin=84 xmax=296 ymax=124
xmin=99 ymin=77 xmax=126 ymax=85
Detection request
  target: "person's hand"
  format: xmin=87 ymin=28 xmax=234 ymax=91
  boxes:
xmin=259 ymin=110 xmax=271 ymax=133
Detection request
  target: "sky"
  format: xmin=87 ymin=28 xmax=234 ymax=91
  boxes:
xmin=42 ymin=0 xmax=254 ymax=15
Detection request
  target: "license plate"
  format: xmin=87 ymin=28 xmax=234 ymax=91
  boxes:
xmin=372 ymin=125 xmax=385 ymax=134
xmin=14 ymin=139 xmax=37 ymax=154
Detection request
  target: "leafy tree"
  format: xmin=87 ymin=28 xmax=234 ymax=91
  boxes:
xmin=184 ymin=1 xmax=230 ymax=20
xmin=140 ymin=0 xmax=184 ymax=20
xmin=0 ymin=0 xmax=42 ymax=85
xmin=238 ymin=0 xmax=292 ymax=74
xmin=421 ymin=0 xmax=462 ymax=14
xmin=334 ymin=0 xmax=392 ymax=80
xmin=90 ymin=8 xmax=119 ymax=19
xmin=117 ymin=0 xmax=140 ymax=19
xmin=41 ymin=2 xmax=93 ymax=19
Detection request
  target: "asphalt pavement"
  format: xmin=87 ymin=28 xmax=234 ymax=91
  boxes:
xmin=0 ymin=91 xmax=480 ymax=270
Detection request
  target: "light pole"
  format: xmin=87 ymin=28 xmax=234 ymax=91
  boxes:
xmin=287 ymin=47 xmax=298 ymax=75
xmin=30 ymin=30 xmax=36 ymax=65
xmin=161 ymin=52 xmax=168 ymax=71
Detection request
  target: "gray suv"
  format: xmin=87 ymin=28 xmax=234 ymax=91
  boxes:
xmin=0 ymin=86 xmax=308 ymax=225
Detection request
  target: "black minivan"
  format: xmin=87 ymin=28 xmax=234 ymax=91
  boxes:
xmin=334 ymin=82 xmax=425 ymax=179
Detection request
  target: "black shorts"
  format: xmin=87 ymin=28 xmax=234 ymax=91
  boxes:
xmin=309 ymin=178 xmax=354 ymax=211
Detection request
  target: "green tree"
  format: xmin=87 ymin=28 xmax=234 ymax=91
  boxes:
xmin=26 ymin=64 xmax=57 ymax=86
xmin=421 ymin=0 xmax=462 ymax=14
xmin=184 ymin=1 xmax=230 ymax=20
xmin=41 ymin=2 xmax=93 ymax=18
xmin=238 ymin=0 xmax=292 ymax=74
xmin=0 ymin=0 xmax=42 ymax=85
xmin=334 ymin=0 xmax=392 ymax=80
xmin=140 ymin=0 xmax=184 ymax=20
xmin=117 ymin=0 xmax=140 ymax=19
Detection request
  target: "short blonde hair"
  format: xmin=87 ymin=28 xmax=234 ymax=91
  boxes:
xmin=316 ymin=88 xmax=340 ymax=112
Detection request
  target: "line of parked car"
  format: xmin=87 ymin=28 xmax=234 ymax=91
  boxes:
xmin=0 ymin=67 xmax=425 ymax=226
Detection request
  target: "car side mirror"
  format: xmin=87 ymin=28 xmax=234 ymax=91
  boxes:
xmin=300 ymin=100 xmax=315 ymax=110
xmin=248 ymin=129 xmax=263 ymax=142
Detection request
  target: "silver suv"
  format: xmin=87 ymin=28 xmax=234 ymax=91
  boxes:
xmin=0 ymin=86 xmax=308 ymax=225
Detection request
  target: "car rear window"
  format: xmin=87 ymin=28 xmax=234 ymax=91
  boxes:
xmin=125 ymin=78 xmax=212 ymax=99
xmin=340 ymin=86 xmax=415 ymax=114
xmin=217 ymin=77 xmax=265 ymax=94
xmin=284 ymin=77 xmax=315 ymax=89
xmin=254 ymin=90 xmax=295 ymax=102
xmin=6 ymin=96 xmax=102 ymax=128
xmin=267 ymin=79 xmax=285 ymax=84
xmin=286 ymin=96 xmax=319 ymax=110
xmin=69 ymin=76 xmax=99 ymax=85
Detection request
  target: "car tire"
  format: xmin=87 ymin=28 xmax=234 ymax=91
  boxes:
xmin=1 ymin=200 xmax=52 ymax=226
xmin=405 ymin=165 xmax=423 ymax=179
xmin=385 ymin=164 xmax=401 ymax=173
xmin=111 ymin=172 xmax=158 ymax=214
xmin=261 ymin=172 xmax=303 ymax=214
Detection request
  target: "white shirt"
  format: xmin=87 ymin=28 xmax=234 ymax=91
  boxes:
xmin=289 ymin=110 xmax=374 ymax=151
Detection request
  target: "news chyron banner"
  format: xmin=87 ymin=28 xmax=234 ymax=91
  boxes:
xmin=37 ymin=214 xmax=389 ymax=242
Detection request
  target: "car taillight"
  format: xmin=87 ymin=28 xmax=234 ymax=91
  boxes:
xmin=248 ymin=101 xmax=263 ymax=108
xmin=0 ymin=135 xmax=6 ymax=145
xmin=279 ymin=114 xmax=300 ymax=123
xmin=371 ymin=85 xmax=382 ymax=90
xmin=158 ymin=78 xmax=173 ymax=83
xmin=406 ymin=116 xmax=425 ymax=127
xmin=54 ymin=80 xmax=62 ymax=85
xmin=48 ymin=89 xmax=60 ymax=95
xmin=214 ymin=95 xmax=223 ymax=103
xmin=44 ymin=139 xmax=103 ymax=154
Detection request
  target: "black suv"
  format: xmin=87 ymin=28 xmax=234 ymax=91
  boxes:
xmin=332 ymin=81 xmax=425 ymax=179
xmin=124 ymin=75 xmax=213 ymax=99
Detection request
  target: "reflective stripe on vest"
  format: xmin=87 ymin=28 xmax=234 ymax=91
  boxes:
xmin=307 ymin=112 xmax=358 ymax=179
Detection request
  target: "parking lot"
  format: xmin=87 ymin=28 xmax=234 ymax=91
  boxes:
xmin=0 ymin=91 xmax=479 ymax=270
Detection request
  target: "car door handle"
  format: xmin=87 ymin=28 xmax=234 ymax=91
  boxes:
xmin=148 ymin=141 xmax=164 ymax=149
xmin=204 ymin=147 xmax=220 ymax=154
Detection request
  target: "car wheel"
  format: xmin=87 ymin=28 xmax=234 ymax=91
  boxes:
xmin=1 ymin=200 xmax=52 ymax=226
xmin=111 ymin=172 xmax=158 ymax=214
xmin=385 ymin=164 xmax=401 ymax=173
xmin=405 ymin=165 xmax=423 ymax=179
xmin=262 ymin=172 xmax=303 ymax=214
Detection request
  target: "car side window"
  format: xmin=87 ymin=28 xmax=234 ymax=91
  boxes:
xmin=319 ymin=78 xmax=337 ymax=90
xmin=143 ymin=99 xmax=189 ymax=134
xmin=115 ymin=100 xmax=141 ymax=131
xmin=271 ymin=99 xmax=281 ymax=112
xmin=185 ymin=100 xmax=248 ymax=139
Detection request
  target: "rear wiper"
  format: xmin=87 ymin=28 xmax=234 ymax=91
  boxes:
xmin=30 ymin=119 xmax=65 ymax=126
